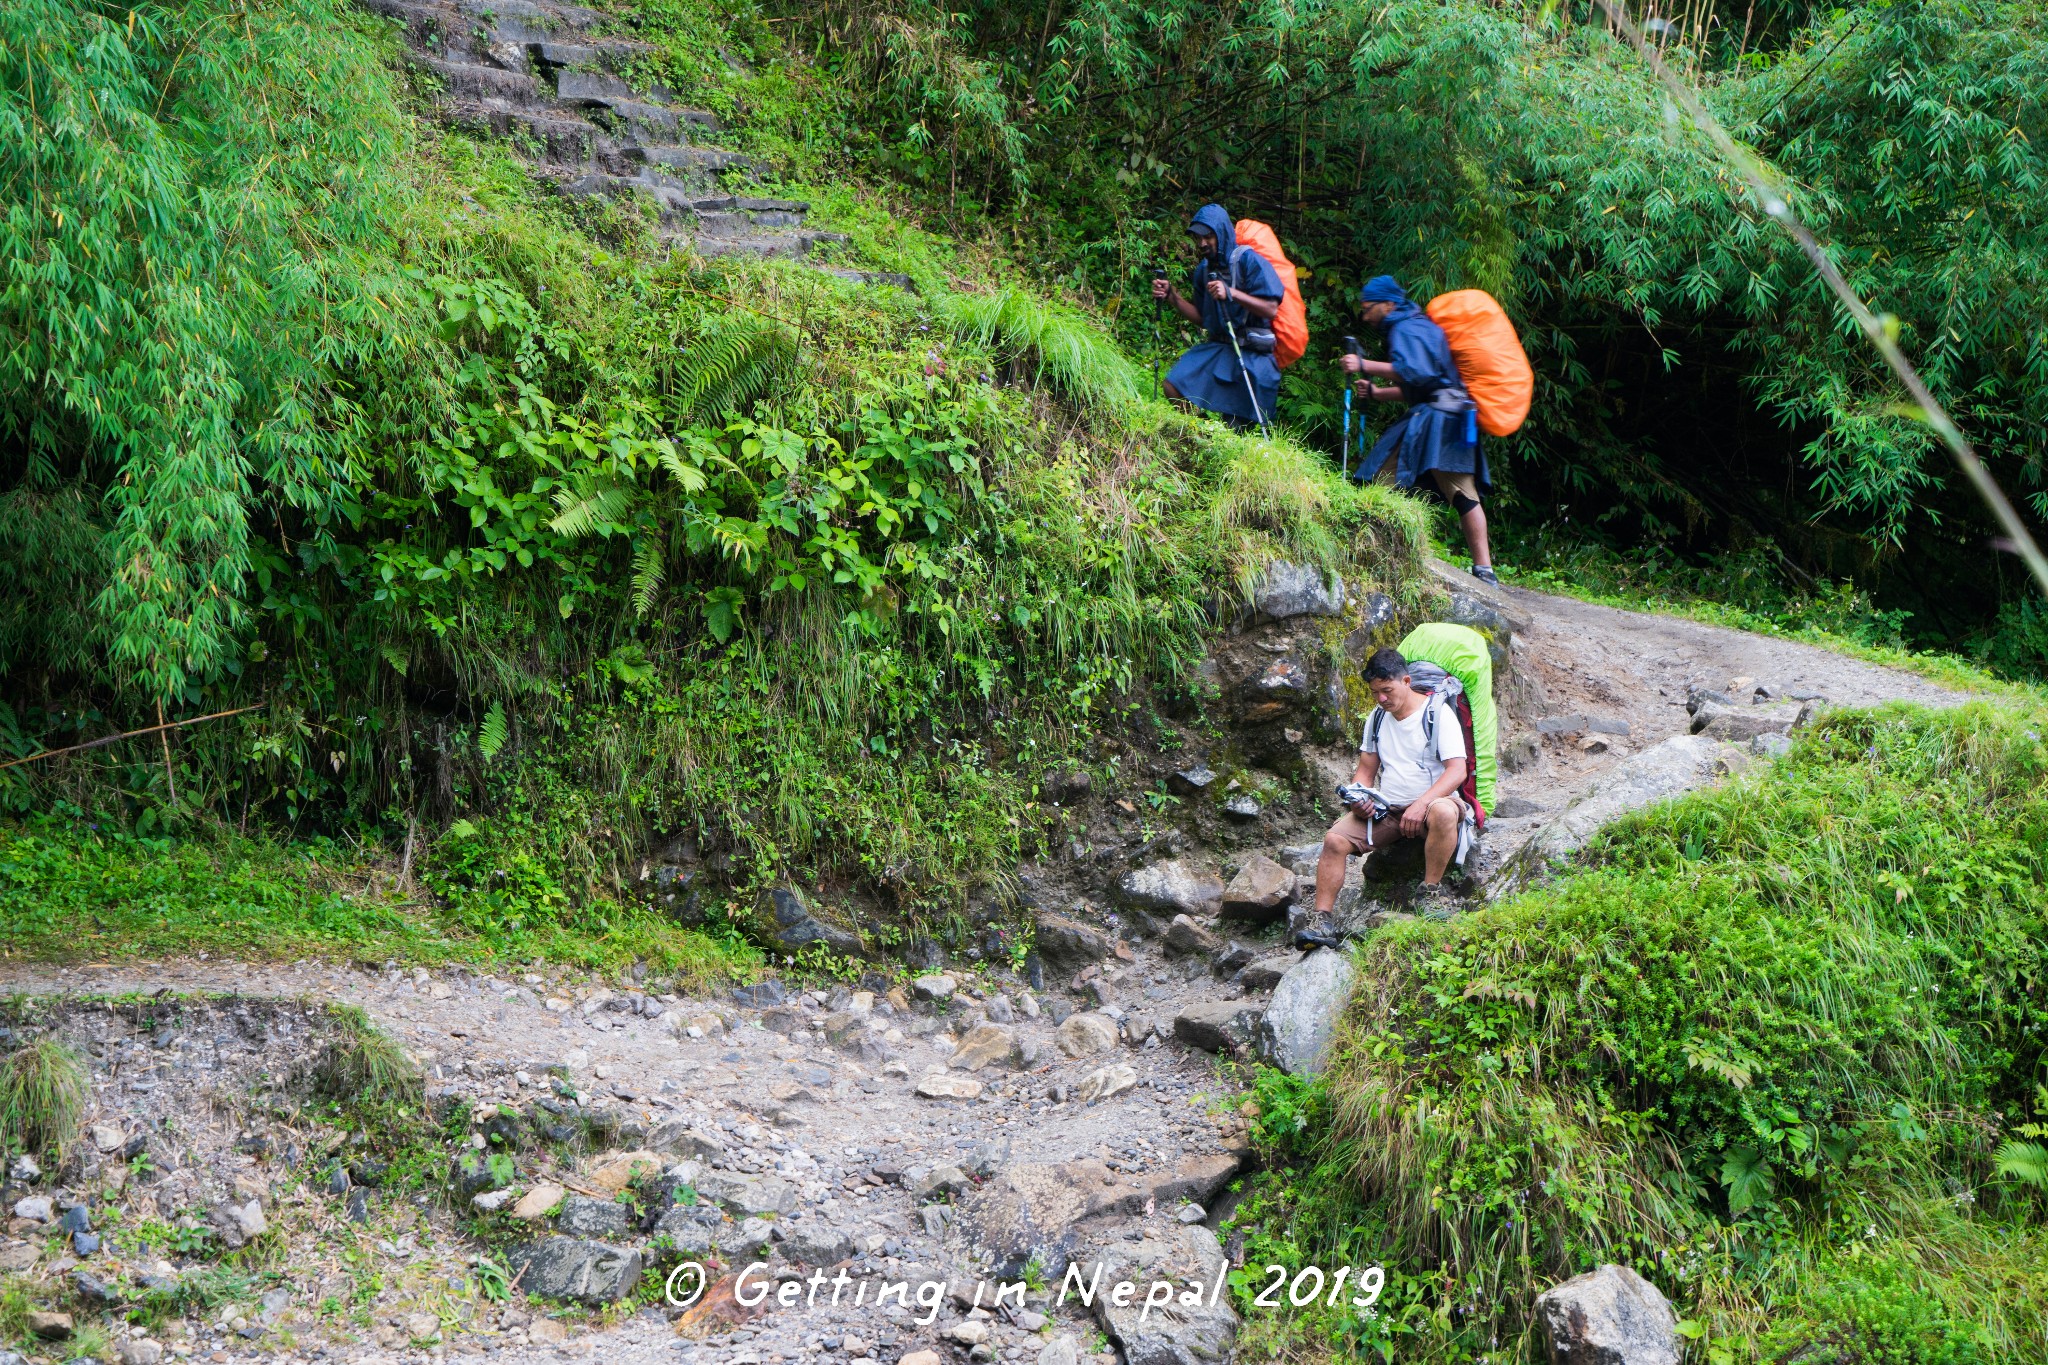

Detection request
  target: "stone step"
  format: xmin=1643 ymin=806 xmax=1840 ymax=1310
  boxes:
xmin=457 ymin=0 xmax=603 ymax=41
xmin=529 ymin=37 xmax=647 ymax=68
xmin=466 ymin=106 xmax=603 ymax=168
xmin=415 ymin=56 xmax=541 ymax=105
xmin=622 ymin=143 xmax=761 ymax=175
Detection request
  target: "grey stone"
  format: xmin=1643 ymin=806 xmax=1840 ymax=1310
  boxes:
xmin=210 ymin=1199 xmax=267 ymax=1249
xmin=912 ymin=974 xmax=957 ymax=1001
xmin=1211 ymin=941 xmax=1254 ymax=974
xmin=1075 ymin=1064 xmax=1138 ymax=1103
xmin=731 ymin=980 xmax=787 ymax=1008
xmin=759 ymin=887 xmax=863 ymax=957
xmin=1221 ymin=795 xmax=1262 ymax=822
xmin=1688 ymin=700 xmax=1806 ymax=741
xmin=1256 ymin=948 xmax=1355 ymax=1076
xmin=556 ymin=1195 xmax=630 ymax=1237
xmin=1532 ymin=1263 xmax=1680 ymax=1365
xmin=648 ymin=1118 xmax=728 ymax=1161
xmin=1162 ymin=915 xmax=1220 ymax=958
xmin=448 ymin=1151 xmax=510 ymax=1198
xmin=694 ymin=1169 xmax=796 ymax=1216
xmin=1172 ymin=1002 xmax=1262 ymax=1054
xmin=782 ymin=1220 xmax=854 ymax=1266
xmin=72 ymin=1232 xmax=100 ymax=1256
xmin=1251 ymin=561 xmax=1345 ymax=621
xmin=1536 ymin=714 xmax=1589 ymax=735
xmin=912 ymin=1165 xmax=971 ymax=1200
xmin=1220 ymin=854 xmax=1295 ymax=921
xmin=1177 ymin=1204 xmax=1207 ymax=1224
xmin=1343 ymin=593 xmax=1400 ymax=660
xmin=1685 ymin=685 xmax=1735 ymax=714
xmin=1055 ymin=1013 xmax=1120 ymax=1058
xmin=7 ymin=1154 xmax=39 ymax=1183
xmin=1587 ymin=716 xmax=1631 ymax=736
xmin=1168 ymin=766 xmax=1217 ymax=796
xmin=1491 ymin=795 xmax=1545 ymax=818
xmin=1035 ymin=914 xmax=1114 ymax=966
xmin=1751 ymin=732 xmax=1793 ymax=758
xmin=950 ymin=1025 xmax=1018 ymax=1072
xmin=1501 ymin=736 xmax=1725 ymax=894
xmin=1119 ymin=860 xmax=1225 ymax=918
xmin=717 ymin=1217 xmax=773 ymax=1257
xmin=509 ymin=1237 xmax=643 ymax=1305
xmin=951 ymin=1159 xmax=1146 ymax=1279
xmin=116 ymin=1341 xmax=163 ymax=1365
xmin=1080 ymin=1225 xmax=1238 ymax=1365
xmin=10 ymin=1196 xmax=52 ymax=1222
xmin=651 ymin=1207 xmax=714 ymax=1253
xmin=985 ymin=994 xmax=1016 ymax=1024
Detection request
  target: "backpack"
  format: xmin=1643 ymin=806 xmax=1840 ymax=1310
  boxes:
xmin=1230 ymin=221 xmax=1308 ymax=368
xmin=1367 ymin=666 xmax=1487 ymax=830
xmin=1425 ymin=289 xmax=1534 ymax=437
xmin=1398 ymin=622 xmax=1499 ymax=814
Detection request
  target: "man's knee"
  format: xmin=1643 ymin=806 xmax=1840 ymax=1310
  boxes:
xmin=1322 ymin=825 xmax=1354 ymax=856
xmin=1425 ymin=798 xmax=1459 ymax=830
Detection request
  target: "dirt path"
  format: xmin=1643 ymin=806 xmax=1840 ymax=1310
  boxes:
xmin=0 ymin=576 xmax=1970 ymax=1365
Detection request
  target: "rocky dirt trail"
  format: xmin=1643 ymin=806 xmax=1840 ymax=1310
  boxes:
xmin=0 ymin=574 xmax=1968 ymax=1365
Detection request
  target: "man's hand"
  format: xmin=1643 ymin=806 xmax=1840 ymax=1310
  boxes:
xmin=1398 ymin=801 xmax=1429 ymax=839
xmin=1353 ymin=379 xmax=1374 ymax=399
xmin=1151 ymin=277 xmax=1172 ymax=301
xmin=1206 ymin=278 xmax=1232 ymax=302
xmin=1339 ymin=354 xmax=1363 ymax=375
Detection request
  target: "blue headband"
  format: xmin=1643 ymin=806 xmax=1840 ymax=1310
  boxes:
xmin=1359 ymin=275 xmax=1408 ymax=305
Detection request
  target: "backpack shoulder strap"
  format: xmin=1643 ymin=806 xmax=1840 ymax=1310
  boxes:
xmin=1367 ymin=706 xmax=1386 ymax=747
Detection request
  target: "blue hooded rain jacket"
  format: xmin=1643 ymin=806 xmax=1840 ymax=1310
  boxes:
xmin=1354 ymin=276 xmax=1491 ymax=496
xmin=1164 ymin=205 xmax=1284 ymax=428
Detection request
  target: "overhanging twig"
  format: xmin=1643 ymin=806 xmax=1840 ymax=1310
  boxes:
xmin=0 ymin=704 xmax=269 ymax=772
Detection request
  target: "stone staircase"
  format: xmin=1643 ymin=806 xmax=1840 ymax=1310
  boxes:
xmin=360 ymin=0 xmax=850 ymax=263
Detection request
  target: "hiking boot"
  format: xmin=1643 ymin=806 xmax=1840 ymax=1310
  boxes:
xmin=1413 ymin=882 xmax=1462 ymax=922
xmin=1291 ymin=913 xmax=1343 ymax=951
xmin=1469 ymin=564 xmax=1501 ymax=587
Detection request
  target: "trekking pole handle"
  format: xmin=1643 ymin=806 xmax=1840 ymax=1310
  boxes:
xmin=1343 ymin=334 xmax=1361 ymax=357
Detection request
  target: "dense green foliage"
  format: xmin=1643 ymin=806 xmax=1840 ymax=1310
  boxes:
xmin=1228 ymin=704 xmax=2048 ymax=1361
xmin=784 ymin=0 xmax=2048 ymax=661
xmin=0 ymin=0 xmax=1424 ymax=932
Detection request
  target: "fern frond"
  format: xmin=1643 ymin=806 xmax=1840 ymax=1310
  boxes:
xmin=549 ymin=483 xmax=634 ymax=538
xmin=1995 ymin=1140 xmax=2048 ymax=1191
xmin=669 ymin=315 xmax=798 ymax=423
xmin=477 ymin=701 xmax=508 ymax=761
xmin=630 ymin=540 xmax=665 ymax=617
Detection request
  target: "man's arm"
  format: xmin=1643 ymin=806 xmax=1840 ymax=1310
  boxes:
xmin=1396 ymin=756 xmax=1467 ymax=836
xmin=1353 ymin=750 xmax=1380 ymax=788
xmin=1206 ymin=278 xmax=1280 ymax=323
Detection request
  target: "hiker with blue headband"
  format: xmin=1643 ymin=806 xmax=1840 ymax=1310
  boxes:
xmin=1343 ymin=276 xmax=1499 ymax=586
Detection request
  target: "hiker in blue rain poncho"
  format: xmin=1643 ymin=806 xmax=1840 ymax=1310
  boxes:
xmin=1150 ymin=205 xmax=1284 ymax=430
xmin=1341 ymin=275 xmax=1500 ymax=585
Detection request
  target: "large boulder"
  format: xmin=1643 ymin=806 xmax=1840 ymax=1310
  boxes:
xmin=950 ymin=1160 xmax=1148 ymax=1279
xmin=1251 ymin=561 xmax=1346 ymax=622
xmin=1220 ymin=855 xmax=1295 ymax=922
xmin=1119 ymin=860 xmax=1225 ymax=918
xmin=1172 ymin=1002 xmax=1262 ymax=1055
xmin=757 ymin=887 xmax=863 ymax=957
xmin=508 ymin=1237 xmax=642 ymax=1304
xmin=1496 ymin=736 xmax=1725 ymax=897
xmin=1256 ymin=948 xmax=1355 ymax=1076
xmin=1532 ymin=1264 xmax=1680 ymax=1365
xmin=1078 ymin=1225 xmax=1239 ymax=1365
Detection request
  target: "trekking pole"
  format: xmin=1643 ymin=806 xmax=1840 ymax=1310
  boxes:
xmin=1150 ymin=266 xmax=1166 ymax=401
xmin=1221 ymin=316 xmax=1267 ymax=436
xmin=1341 ymin=334 xmax=1360 ymax=479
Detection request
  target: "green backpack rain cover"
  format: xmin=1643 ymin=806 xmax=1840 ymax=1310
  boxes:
xmin=1397 ymin=622 xmax=1498 ymax=814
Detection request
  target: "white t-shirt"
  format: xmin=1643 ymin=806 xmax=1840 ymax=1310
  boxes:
xmin=1362 ymin=698 xmax=1466 ymax=807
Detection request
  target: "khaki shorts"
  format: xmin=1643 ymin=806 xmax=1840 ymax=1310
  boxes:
xmin=1324 ymin=792 xmax=1472 ymax=856
xmin=1430 ymin=469 xmax=1481 ymax=505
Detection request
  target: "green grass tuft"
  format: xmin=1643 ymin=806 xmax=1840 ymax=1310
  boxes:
xmin=0 ymin=1035 xmax=87 ymax=1164
xmin=313 ymin=1005 xmax=423 ymax=1109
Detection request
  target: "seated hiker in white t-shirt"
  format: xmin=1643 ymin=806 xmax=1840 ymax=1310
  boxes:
xmin=1301 ymin=647 xmax=1471 ymax=941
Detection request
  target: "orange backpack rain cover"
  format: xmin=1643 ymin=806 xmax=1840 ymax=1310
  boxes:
xmin=1233 ymin=220 xmax=1308 ymax=369
xmin=1425 ymin=289 xmax=1534 ymax=437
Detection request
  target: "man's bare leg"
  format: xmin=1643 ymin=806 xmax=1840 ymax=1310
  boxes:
xmin=1313 ymin=828 xmax=1351 ymax=914
xmin=1422 ymin=798 xmax=1459 ymax=884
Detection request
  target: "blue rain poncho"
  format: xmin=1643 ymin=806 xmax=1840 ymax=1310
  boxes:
xmin=1353 ymin=277 xmax=1491 ymax=495
xmin=1164 ymin=205 xmax=1283 ymax=427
